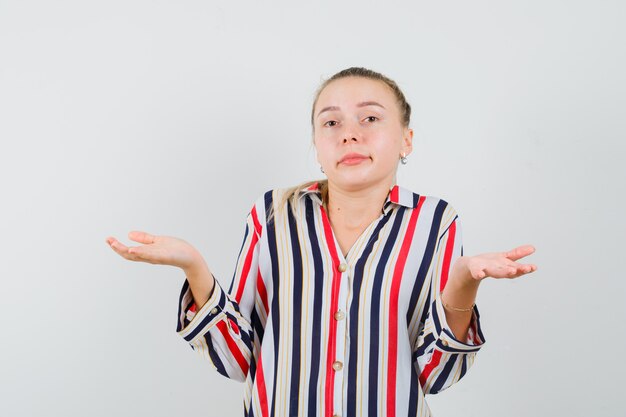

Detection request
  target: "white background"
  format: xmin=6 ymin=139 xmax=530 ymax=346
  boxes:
xmin=1 ymin=1 xmax=624 ymax=416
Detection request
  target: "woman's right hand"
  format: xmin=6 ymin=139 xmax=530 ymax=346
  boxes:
xmin=106 ymin=231 xmax=203 ymax=271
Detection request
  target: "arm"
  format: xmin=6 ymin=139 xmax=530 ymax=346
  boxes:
xmin=176 ymin=201 xmax=265 ymax=383
xmin=414 ymin=209 xmax=485 ymax=395
xmin=414 ymin=205 xmax=538 ymax=394
xmin=182 ymin=254 xmax=216 ymax=311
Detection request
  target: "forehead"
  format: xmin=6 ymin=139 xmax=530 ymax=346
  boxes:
xmin=316 ymin=77 xmax=396 ymax=108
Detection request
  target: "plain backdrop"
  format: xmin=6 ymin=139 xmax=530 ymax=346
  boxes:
xmin=1 ymin=1 xmax=624 ymax=416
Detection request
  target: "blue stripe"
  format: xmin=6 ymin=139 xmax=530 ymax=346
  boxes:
xmin=305 ymin=198 xmax=323 ymax=417
xmin=368 ymin=207 xmax=406 ymax=416
xmin=407 ymin=357 xmax=420 ymax=416
xmin=229 ymin=223 xmax=250 ymax=294
xmin=287 ymin=200 xmax=303 ymax=417
xmin=347 ymin=210 xmax=393 ymax=416
xmin=205 ymin=334 xmax=228 ymax=378
xmin=176 ymin=278 xmax=190 ymax=332
xmin=264 ymin=191 xmax=281 ymax=417
xmin=183 ymin=290 xmax=226 ymax=342
xmin=407 ymin=199 xmax=446 ymax=326
xmin=415 ymin=331 xmax=435 ymax=360
xmin=431 ymin=353 xmax=458 ymax=394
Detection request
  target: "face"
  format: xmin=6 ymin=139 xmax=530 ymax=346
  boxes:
xmin=313 ymin=76 xmax=413 ymax=191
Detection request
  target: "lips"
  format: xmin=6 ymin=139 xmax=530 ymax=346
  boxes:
xmin=339 ymin=152 xmax=370 ymax=165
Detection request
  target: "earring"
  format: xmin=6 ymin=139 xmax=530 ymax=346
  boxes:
xmin=320 ymin=166 xmax=325 ymax=173
xmin=400 ymin=153 xmax=408 ymax=165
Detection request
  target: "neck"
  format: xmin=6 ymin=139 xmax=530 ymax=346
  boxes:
xmin=326 ymin=180 xmax=394 ymax=230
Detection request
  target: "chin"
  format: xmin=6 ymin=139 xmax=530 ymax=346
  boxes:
xmin=329 ymin=172 xmax=382 ymax=190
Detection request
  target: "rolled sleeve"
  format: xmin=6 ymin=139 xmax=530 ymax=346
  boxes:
xmin=176 ymin=275 xmax=226 ymax=344
xmin=431 ymin=296 xmax=486 ymax=353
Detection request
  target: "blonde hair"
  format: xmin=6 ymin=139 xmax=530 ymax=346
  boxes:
xmin=267 ymin=67 xmax=411 ymax=223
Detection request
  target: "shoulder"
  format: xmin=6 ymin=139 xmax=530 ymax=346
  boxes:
xmin=247 ymin=186 xmax=304 ymax=226
xmin=397 ymin=185 xmax=461 ymax=234
xmin=397 ymin=185 xmax=458 ymax=216
xmin=247 ymin=188 xmax=280 ymax=217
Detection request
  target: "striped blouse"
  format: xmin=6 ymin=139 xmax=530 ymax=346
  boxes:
xmin=176 ymin=182 xmax=485 ymax=417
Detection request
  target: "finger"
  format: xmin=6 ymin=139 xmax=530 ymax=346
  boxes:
xmin=470 ymin=266 xmax=487 ymax=280
xmin=481 ymin=264 xmax=518 ymax=279
xmin=505 ymin=245 xmax=535 ymax=261
xmin=519 ymin=263 xmax=538 ymax=274
xmin=128 ymin=231 xmax=157 ymax=245
xmin=108 ymin=236 xmax=149 ymax=259
xmin=506 ymin=263 xmax=539 ymax=279
xmin=127 ymin=245 xmax=152 ymax=258
xmin=127 ymin=246 xmax=151 ymax=262
xmin=107 ymin=238 xmax=127 ymax=252
xmin=108 ymin=239 xmax=135 ymax=259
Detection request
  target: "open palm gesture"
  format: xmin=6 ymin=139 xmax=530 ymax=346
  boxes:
xmin=106 ymin=231 xmax=201 ymax=270
xmin=464 ymin=244 xmax=537 ymax=281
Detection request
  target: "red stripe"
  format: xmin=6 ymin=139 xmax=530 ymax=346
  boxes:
xmin=419 ymin=349 xmax=443 ymax=388
xmin=390 ymin=185 xmax=399 ymax=203
xmin=470 ymin=321 xmax=481 ymax=345
xmin=229 ymin=318 xmax=239 ymax=335
xmin=216 ymin=320 xmax=249 ymax=376
xmin=439 ymin=221 xmax=457 ymax=292
xmin=235 ymin=233 xmax=259 ymax=303
xmin=255 ymin=351 xmax=269 ymax=417
xmin=257 ymin=267 xmax=269 ymax=314
xmin=387 ymin=196 xmax=424 ymax=417
xmin=251 ymin=205 xmax=262 ymax=235
xmin=320 ymin=206 xmax=342 ymax=417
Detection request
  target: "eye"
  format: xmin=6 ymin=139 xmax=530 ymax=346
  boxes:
xmin=323 ymin=120 xmax=338 ymax=127
xmin=365 ymin=116 xmax=378 ymax=123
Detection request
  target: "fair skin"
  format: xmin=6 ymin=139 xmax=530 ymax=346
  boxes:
xmin=106 ymin=76 xmax=537 ymax=343
xmin=314 ymin=76 xmax=413 ymax=256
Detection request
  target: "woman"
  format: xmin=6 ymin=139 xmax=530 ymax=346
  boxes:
xmin=107 ymin=67 xmax=537 ymax=417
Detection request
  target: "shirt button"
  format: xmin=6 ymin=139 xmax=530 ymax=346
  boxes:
xmin=334 ymin=310 xmax=345 ymax=320
xmin=332 ymin=361 xmax=343 ymax=371
xmin=338 ymin=263 xmax=347 ymax=272
xmin=210 ymin=307 xmax=218 ymax=315
xmin=441 ymin=339 xmax=449 ymax=347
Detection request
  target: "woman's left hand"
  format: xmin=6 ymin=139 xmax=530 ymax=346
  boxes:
xmin=463 ymin=244 xmax=538 ymax=281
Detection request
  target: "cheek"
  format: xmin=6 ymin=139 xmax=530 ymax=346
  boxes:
xmin=371 ymin=134 xmax=402 ymax=157
xmin=314 ymin=140 xmax=334 ymax=162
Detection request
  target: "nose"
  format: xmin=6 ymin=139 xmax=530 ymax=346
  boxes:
xmin=341 ymin=121 xmax=361 ymax=144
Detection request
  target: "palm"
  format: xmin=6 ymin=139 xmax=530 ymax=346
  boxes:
xmin=106 ymin=231 xmax=199 ymax=270
xmin=466 ymin=245 xmax=537 ymax=281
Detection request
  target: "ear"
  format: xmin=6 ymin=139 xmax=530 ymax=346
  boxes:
xmin=401 ymin=127 xmax=413 ymax=156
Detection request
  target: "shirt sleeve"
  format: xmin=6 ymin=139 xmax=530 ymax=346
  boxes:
xmin=413 ymin=204 xmax=486 ymax=394
xmin=175 ymin=198 xmax=265 ymax=383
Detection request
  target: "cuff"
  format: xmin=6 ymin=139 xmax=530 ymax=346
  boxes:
xmin=176 ymin=275 xmax=226 ymax=343
xmin=431 ymin=296 xmax=486 ymax=353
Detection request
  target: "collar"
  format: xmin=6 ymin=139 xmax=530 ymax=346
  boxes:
xmin=298 ymin=182 xmax=418 ymax=215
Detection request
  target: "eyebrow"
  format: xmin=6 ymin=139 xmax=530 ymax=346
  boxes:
xmin=316 ymin=101 xmax=386 ymax=118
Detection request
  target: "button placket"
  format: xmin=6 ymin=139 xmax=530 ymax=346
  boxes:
xmin=333 ymin=260 xmax=350 ymax=416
